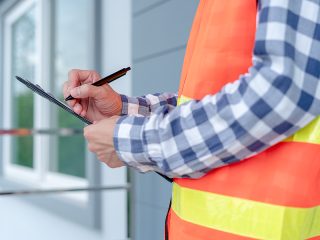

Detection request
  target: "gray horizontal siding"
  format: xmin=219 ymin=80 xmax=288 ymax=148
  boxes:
xmin=133 ymin=199 xmax=170 ymax=239
xmin=131 ymin=1 xmax=199 ymax=240
xmin=133 ymin=0 xmax=169 ymax=16
xmin=133 ymin=0 xmax=198 ymax=62
xmin=133 ymin=47 xmax=186 ymax=95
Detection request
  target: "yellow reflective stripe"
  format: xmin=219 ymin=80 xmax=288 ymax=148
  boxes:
xmin=172 ymin=183 xmax=320 ymax=240
xmin=178 ymin=94 xmax=320 ymax=145
xmin=285 ymin=116 xmax=320 ymax=145
xmin=177 ymin=95 xmax=192 ymax=105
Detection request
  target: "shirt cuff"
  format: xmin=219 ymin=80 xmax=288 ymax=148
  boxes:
xmin=113 ymin=115 xmax=159 ymax=173
xmin=120 ymin=94 xmax=130 ymax=115
xmin=120 ymin=94 xmax=151 ymax=116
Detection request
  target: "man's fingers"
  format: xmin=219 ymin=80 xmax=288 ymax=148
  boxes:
xmin=68 ymin=69 xmax=101 ymax=86
xmin=70 ymin=84 xmax=101 ymax=99
xmin=80 ymin=98 xmax=88 ymax=116
xmin=91 ymin=71 xmax=101 ymax=83
xmin=63 ymin=81 xmax=69 ymax=99
xmin=73 ymin=102 xmax=83 ymax=114
xmin=67 ymin=70 xmax=99 ymax=101
xmin=62 ymin=81 xmax=77 ymax=107
xmin=68 ymin=70 xmax=81 ymax=89
xmin=66 ymin=69 xmax=101 ymax=104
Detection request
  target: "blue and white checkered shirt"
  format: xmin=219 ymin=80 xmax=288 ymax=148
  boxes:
xmin=114 ymin=0 xmax=320 ymax=178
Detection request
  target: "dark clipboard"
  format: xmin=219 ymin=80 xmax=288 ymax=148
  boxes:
xmin=16 ymin=76 xmax=92 ymax=125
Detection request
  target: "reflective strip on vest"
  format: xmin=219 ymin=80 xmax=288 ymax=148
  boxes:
xmin=178 ymin=95 xmax=320 ymax=145
xmin=172 ymin=183 xmax=320 ymax=240
xmin=285 ymin=116 xmax=320 ymax=144
xmin=177 ymin=95 xmax=193 ymax=105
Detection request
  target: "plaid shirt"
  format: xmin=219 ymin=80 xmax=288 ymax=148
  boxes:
xmin=114 ymin=0 xmax=320 ymax=178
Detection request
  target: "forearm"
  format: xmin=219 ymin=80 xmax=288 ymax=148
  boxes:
xmin=120 ymin=93 xmax=177 ymax=116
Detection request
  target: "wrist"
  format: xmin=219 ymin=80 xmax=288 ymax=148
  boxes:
xmin=113 ymin=115 xmax=157 ymax=172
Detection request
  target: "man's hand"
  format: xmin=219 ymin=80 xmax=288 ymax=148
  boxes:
xmin=63 ymin=69 xmax=123 ymax=122
xmin=84 ymin=116 xmax=124 ymax=168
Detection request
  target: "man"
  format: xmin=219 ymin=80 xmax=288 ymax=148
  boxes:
xmin=64 ymin=0 xmax=320 ymax=239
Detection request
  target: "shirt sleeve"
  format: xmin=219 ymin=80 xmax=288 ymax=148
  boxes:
xmin=120 ymin=93 xmax=177 ymax=116
xmin=114 ymin=0 xmax=320 ymax=178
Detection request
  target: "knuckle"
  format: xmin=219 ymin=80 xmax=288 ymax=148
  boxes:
xmin=81 ymin=84 xmax=89 ymax=93
xmin=109 ymin=163 xmax=117 ymax=168
xmin=68 ymin=69 xmax=78 ymax=77
xmin=88 ymin=144 xmax=95 ymax=153
xmin=83 ymin=128 xmax=91 ymax=138
xmin=93 ymin=72 xmax=101 ymax=82
xmin=68 ymin=69 xmax=81 ymax=83
xmin=109 ymin=160 xmax=121 ymax=168
xmin=98 ymin=155 xmax=105 ymax=162
xmin=63 ymin=82 xmax=70 ymax=93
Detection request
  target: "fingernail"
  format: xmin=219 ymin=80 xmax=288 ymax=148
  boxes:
xmin=74 ymin=103 xmax=82 ymax=112
xmin=70 ymin=88 xmax=79 ymax=97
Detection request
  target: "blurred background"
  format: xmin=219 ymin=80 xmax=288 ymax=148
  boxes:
xmin=0 ymin=0 xmax=198 ymax=239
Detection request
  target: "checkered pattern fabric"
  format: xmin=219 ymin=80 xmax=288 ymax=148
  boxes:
xmin=114 ymin=0 xmax=320 ymax=178
xmin=120 ymin=93 xmax=177 ymax=117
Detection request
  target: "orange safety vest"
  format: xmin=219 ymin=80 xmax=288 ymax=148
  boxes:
xmin=166 ymin=1 xmax=320 ymax=239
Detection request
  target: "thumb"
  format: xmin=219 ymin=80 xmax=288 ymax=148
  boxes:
xmin=70 ymin=84 xmax=101 ymax=99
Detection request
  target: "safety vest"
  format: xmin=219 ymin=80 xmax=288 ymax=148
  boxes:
xmin=166 ymin=1 xmax=320 ymax=239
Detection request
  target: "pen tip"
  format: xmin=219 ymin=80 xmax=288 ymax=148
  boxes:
xmin=65 ymin=95 xmax=73 ymax=101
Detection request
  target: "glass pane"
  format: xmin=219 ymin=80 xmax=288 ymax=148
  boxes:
xmin=10 ymin=6 xmax=36 ymax=168
xmin=51 ymin=0 xmax=91 ymax=178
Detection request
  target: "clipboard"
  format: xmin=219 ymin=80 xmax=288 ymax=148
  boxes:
xmin=16 ymin=76 xmax=92 ymax=125
xmin=15 ymin=76 xmax=173 ymax=183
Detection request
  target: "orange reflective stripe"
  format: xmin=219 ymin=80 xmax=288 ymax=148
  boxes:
xmin=175 ymin=142 xmax=320 ymax=208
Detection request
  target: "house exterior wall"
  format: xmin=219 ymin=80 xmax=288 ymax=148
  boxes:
xmin=131 ymin=1 xmax=199 ymax=239
xmin=0 ymin=1 xmax=199 ymax=239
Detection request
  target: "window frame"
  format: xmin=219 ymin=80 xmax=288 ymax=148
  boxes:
xmin=2 ymin=0 xmax=38 ymax=181
xmin=49 ymin=0 xmax=92 ymax=181
xmin=0 ymin=0 xmax=102 ymax=228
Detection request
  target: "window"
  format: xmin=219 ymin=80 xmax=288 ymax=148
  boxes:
xmin=51 ymin=0 xmax=91 ymax=178
xmin=11 ymin=5 xmax=35 ymax=168
xmin=1 ymin=0 xmax=130 ymax=232
xmin=3 ymin=0 xmax=38 ymax=181
xmin=1 ymin=0 xmax=97 ymax=203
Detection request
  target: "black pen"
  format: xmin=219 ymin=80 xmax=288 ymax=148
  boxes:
xmin=65 ymin=67 xmax=131 ymax=101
